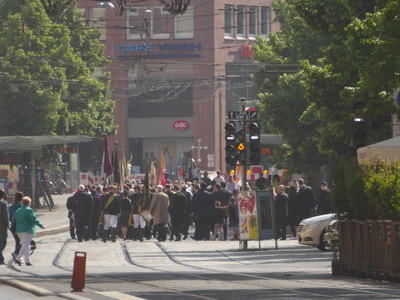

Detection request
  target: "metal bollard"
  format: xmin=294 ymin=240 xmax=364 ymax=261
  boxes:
xmin=71 ymin=251 xmax=87 ymax=292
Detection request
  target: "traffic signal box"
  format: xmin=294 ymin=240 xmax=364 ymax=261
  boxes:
xmin=225 ymin=122 xmax=237 ymax=166
xmin=352 ymin=100 xmax=367 ymax=152
xmin=225 ymin=121 xmax=260 ymax=166
xmin=248 ymin=121 xmax=260 ymax=164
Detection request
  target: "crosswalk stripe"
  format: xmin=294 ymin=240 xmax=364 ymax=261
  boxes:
xmin=97 ymin=291 xmax=146 ymax=300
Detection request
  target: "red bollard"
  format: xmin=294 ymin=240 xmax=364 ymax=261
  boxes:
xmin=71 ymin=251 xmax=86 ymax=292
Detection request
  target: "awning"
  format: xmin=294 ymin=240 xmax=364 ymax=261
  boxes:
xmin=357 ymin=136 xmax=400 ymax=165
xmin=0 ymin=135 xmax=94 ymax=151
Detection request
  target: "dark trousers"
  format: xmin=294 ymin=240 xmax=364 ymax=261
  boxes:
xmin=171 ymin=215 xmax=184 ymax=241
xmin=75 ymin=215 xmax=90 ymax=241
xmin=196 ymin=218 xmax=210 ymax=240
xmin=276 ymin=216 xmax=287 ymax=240
xmin=155 ymin=223 xmax=167 ymax=241
xmin=69 ymin=217 xmax=76 ymax=239
xmin=0 ymin=230 xmax=7 ymax=263
xmin=10 ymin=229 xmax=21 ymax=254
xmin=90 ymin=213 xmax=100 ymax=240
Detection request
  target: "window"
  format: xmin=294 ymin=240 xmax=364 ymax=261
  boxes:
xmin=151 ymin=6 xmax=170 ymax=39
xmin=224 ymin=5 xmax=234 ymax=38
xmin=90 ymin=8 xmax=106 ymax=40
xmin=261 ymin=7 xmax=271 ymax=38
xmin=249 ymin=6 xmax=258 ymax=38
xmin=236 ymin=6 xmax=246 ymax=38
xmin=175 ymin=5 xmax=193 ymax=38
xmin=127 ymin=7 xmax=149 ymax=40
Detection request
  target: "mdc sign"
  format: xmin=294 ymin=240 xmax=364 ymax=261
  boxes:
xmin=173 ymin=120 xmax=190 ymax=131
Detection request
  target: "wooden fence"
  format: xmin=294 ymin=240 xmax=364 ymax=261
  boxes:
xmin=339 ymin=220 xmax=400 ymax=282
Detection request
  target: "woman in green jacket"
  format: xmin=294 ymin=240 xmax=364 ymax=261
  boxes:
xmin=12 ymin=197 xmax=45 ymax=266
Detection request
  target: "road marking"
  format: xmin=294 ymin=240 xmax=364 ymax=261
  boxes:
xmin=97 ymin=291 xmax=146 ymax=300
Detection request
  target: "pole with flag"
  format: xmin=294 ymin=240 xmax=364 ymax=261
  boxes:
xmin=159 ymin=146 xmax=167 ymax=186
xmin=101 ymin=134 xmax=113 ymax=185
xmin=120 ymin=146 xmax=127 ymax=184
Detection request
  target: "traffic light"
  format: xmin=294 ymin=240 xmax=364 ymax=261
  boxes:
xmin=352 ymin=100 xmax=367 ymax=152
xmin=248 ymin=121 xmax=260 ymax=164
xmin=235 ymin=135 xmax=246 ymax=165
xmin=225 ymin=122 xmax=237 ymax=165
xmin=353 ymin=117 xmax=367 ymax=151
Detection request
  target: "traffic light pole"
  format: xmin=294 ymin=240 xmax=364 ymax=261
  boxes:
xmin=239 ymin=98 xmax=248 ymax=251
xmin=239 ymin=98 xmax=247 ymax=192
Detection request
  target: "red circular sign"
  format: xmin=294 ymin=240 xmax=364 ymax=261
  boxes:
xmin=172 ymin=120 xmax=189 ymax=131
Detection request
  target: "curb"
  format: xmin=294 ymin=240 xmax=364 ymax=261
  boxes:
xmin=36 ymin=226 xmax=69 ymax=237
xmin=58 ymin=292 xmax=92 ymax=300
xmin=0 ymin=276 xmax=55 ymax=297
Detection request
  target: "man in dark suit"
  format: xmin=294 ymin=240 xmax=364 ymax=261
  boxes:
xmin=274 ymin=185 xmax=288 ymax=240
xmin=213 ymin=181 xmax=232 ymax=240
xmin=317 ymin=181 xmax=332 ymax=215
xmin=298 ymin=178 xmax=316 ymax=220
xmin=192 ymin=182 xmax=213 ymax=240
xmin=169 ymin=186 xmax=187 ymax=241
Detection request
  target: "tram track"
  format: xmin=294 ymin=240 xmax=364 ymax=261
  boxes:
xmin=4 ymin=237 xmax=400 ymax=300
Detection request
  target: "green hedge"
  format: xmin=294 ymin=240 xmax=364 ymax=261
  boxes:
xmin=332 ymin=157 xmax=400 ymax=221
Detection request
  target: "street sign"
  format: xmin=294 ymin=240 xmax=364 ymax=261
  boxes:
xmin=228 ymin=111 xmax=258 ymax=120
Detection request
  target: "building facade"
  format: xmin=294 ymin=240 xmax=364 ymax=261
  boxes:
xmin=77 ymin=0 xmax=278 ymax=174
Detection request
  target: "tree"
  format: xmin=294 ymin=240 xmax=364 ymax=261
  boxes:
xmin=252 ymin=0 xmax=400 ymax=174
xmin=0 ymin=0 xmax=117 ymax=137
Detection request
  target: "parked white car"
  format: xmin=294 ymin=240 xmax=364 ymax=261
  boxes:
xmin=297 ymin=213 xmax=336 ymax=251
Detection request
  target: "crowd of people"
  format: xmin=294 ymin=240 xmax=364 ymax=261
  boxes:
xmin=274 ymin=179 xmax=332 ymax=240
xmin=66 ymin=171 xmax=242 ymax=243
xmin=0 ymin=170 xmax=332 ymax=266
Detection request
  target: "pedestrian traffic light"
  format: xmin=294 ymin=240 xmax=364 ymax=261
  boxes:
xmin=225 ymin=122 xmax=237 ymax=166
xmin=248 ymin=121 xmax=260 ymax=164
xmin=352 ymin=100 xmax=367 ymax=152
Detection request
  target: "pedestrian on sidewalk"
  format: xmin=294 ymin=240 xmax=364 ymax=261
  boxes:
xmin=66 ymin=193 xmax=76 ymax=239
xmin=73 ymin=185 xmax=94 ymax=242
xmin=227 ymin=190 xmax=239 ymax=241
xmin=0 ymin=189 xmax=9 ymax=265
xmin=9 ymin=191 xmax=23 ymax=257
xmin=12 ymin=197 xmax=45 ymax=266
xmin=130 ymin=185 xmax=146 ymax=241
xmin=150 ymin=185 xmax=169 ymax=242
xmin=212 ymin=201 xmax=225 ymax=241
xmin=120 ymin=189 xmax=132 ymax=241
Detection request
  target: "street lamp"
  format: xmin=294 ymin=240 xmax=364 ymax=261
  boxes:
xmin=191 ymin=138 xmax=208 ymax=169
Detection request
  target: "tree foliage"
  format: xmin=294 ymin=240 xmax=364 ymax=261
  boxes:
xmin=252 ymin=0 xmax=400 ymax=173
xmin=0 ymin=0 xmax=117 ymax=137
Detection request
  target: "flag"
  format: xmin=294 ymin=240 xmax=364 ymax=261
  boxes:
xmin=159 ymin=148 xmax=167 ymax=186
xmin=120 ymin=147 xmax=127 ymax=184
xmin=114 ymin=147 xmax=120 ymax=185
xmin=101 ymin=134 xmax=113 ymax=179
xmin=235 ymin=164 xmax=243 ymax=188
xmin=177 ymin=153 xmax=184 ymax=184
xmin=150 ymin=161 xmax=157 ymax=185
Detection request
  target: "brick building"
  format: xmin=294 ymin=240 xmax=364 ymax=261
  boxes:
xmin=77 ymin=0 xmax=278 ymax=174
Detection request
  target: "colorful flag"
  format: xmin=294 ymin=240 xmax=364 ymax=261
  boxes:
xmin=177 ymin=153 xmax=184 ymax=184
xmin=101 ymin=134 xmax=113 ymax=179
xmin=235 ymin=164 xmax=243 ymax=188
xmin=159 ymin=148 xmax=167 ymax=186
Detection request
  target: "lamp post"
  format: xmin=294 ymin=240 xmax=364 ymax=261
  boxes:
xmin=191 ymin=138 xmax=208 ymax=170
